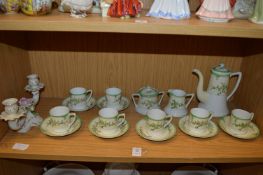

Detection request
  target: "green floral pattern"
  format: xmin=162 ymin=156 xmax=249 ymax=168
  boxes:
xmin=46 ymin=118 xmax=72 ymax=127
xmin=70 ymin=97 xmax=86 ymax=105
xmin=170 ymin=100 xmax=184 ymax=109
xmin=210 ymin=82 xmax=227 ymax=95
xmin=141 ymin=100 xmax=155 ymax=109
xmin=190 ymin=119 xmax=208 ymax=129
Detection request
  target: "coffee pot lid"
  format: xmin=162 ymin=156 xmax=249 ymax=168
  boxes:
xmin=211 ymin=64 xmax=230 ymax=76
xmin=138 ymin=86 xmax=158 ymax=96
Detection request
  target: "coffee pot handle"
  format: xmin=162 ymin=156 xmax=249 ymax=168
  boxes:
xmin=185 ymin=93 xmax=195 ymax=108
xmin=117 ymin=113 xmax=126 ymax=127
xmin=86 ymin=89 xmax=93 ymax=103
xmin=227 ymin=72 xmax=242 ymax=101
xmin=158 ymin=91 xmax=165 ymax=105
xmin=164 ymin=115 xmax=173 ymax=128
xmin=132 ymin=93 xmax=140 ymax=108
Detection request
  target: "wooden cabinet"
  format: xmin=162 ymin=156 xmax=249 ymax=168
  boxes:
xmin=0 ymin=9 xmax=263 ymax=175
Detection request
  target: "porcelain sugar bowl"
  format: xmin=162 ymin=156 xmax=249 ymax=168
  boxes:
xmin=132 ymin=86 xmax=164 ymax=115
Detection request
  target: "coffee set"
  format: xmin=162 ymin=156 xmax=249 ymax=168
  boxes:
xmin=0 ymin=64 xmax=261 ymax=141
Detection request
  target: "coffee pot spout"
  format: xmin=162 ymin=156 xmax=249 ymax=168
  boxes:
xmin=192 ymin=69 xmax=209 ymax=104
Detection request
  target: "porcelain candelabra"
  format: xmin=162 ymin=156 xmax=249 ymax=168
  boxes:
xmin=1 ymin=74 xmax=44 ymax=133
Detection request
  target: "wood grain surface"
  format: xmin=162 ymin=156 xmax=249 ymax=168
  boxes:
xmin=235 ymin=54 xmax=263 ymax=130
xmin=29 ymin=52 xmax=242 ymax=99
xmin=0 ymin=43 xmax=30 ymax=140
xmin=0 ymin=98 xmax=263 ymax=163
xmin=0 ymin=10 xmax=263 ymax=38
xmin=0 ymin=159 xmax=44 ymax=175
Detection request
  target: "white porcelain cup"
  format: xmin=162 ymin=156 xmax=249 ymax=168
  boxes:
xmin=98 ymin=108 xmax=125 ymax=131
xmin=146 ymin=109 xmax=173 ymax=130
xmin=69 ymin=87 xmax=92 ymax=110
xmin=188 ymin=108 xmax=213 ymax=133
xmin=230 ymin=109 xmax=254 ymax=132
xmin=2 ymin=98 xmax=19 ymax=115
xmin=49 ymin=106 xmax=77 ymax=133
xmin=105 ymin=87 xmax=122 ymax=108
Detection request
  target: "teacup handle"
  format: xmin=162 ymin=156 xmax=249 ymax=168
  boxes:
xmin=132 ymin=93 xmax=141 ymax=108
xmin=116 ymin=113 xmax=126 ymax=127
xmin=185 ymin=93 xmax=195 ymax=108
xmin=164 ymin=115 xmax=173 ymax=128
xmin=85 ymin=89 xmax=93 ymax=103
xmin=208 ymin=114 xmax=213 ymax=121
xmin=66 ymin=113 xmax=77 ymax=130
xmin=158 ymin=91 xmax=165 ymax=105
xmin=250 ymin=113 xmax=254 ymax=121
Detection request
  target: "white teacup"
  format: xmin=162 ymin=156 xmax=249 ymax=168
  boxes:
xmin=146 ymin=109 xmax=173 ymax=132
xmin=98 ymin=108 xmax=126 ymax=131
xmin=105 ymin=87 xmax=122 ymax=108
xmin=187 ymin=108 xmax=213 ymax=133
xmin=69 ymin=87 xmax=92 ymax=110
xmin=2 ymin=98 xmax=19 ymax=115
xmin=230 ymin=109 xmax=254 ymax=133
xmin=48 ymin=106 xmax=77 ymax=133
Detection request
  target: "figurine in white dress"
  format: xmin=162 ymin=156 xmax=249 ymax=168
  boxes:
xmin=147 ymin=0 xmax=190 ymax=20
xmin=196 ymin=0 xmax=234 ymax=22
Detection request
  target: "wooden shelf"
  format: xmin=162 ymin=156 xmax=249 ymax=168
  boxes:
xmin=0 ymin=10 xmax=263 ymax=38
xmin=0 ymin=98 xmax=263 ymax=163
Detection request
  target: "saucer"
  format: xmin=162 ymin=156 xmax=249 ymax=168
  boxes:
xmin=88 ymin=117 xmax=129 ymax=139
xmin=136 ymin=119 xmax=176 ymax=141
xmin=62 ymin=97 xmax=96 ymax=112
xmin=40 ymin=115 xmax=82 ymax=137
xmin=219 ymin=116 xmax=260 ymax=139
xmin=179 ymin=116 xmax=219 ymax=138
xmin=96 ymin=96 xmax=130 ymax=111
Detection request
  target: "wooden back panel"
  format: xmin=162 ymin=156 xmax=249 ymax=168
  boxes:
xmin=234 ymin=54 xmax=263 ymax=129
xmin=0 ymin=42 xmax=30 ymax=140
xmin=27 ymin=32 xmax=243 ymax=99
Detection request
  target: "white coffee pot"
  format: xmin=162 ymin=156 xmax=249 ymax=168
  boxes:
xmin=193 ymin=64 xmax=242 ymax=117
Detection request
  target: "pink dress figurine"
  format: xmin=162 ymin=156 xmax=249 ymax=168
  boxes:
xmin=196 ymin=0 xmax=234 ymax=22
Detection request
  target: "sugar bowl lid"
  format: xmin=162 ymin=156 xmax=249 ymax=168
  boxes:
xmin=138 ymin=86 xmax=159 ymax=97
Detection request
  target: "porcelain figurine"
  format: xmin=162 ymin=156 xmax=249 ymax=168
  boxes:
xmin=196 ymin=0 xmax=234 ymax=22
xmin=107 ymin=0 xmax=143 ymax=19
xmin=59 ymin=0 xmax=93 ymax=18
xmin=132 ymin=86 xmax=164 ymax=115
xmin=250 ymin=0 xmax=263 ymax=24
xmin=21 ymin=0 xmax=52 ymax=15
xmin=199 ymin=0 xmax=236 ymax=7
xmin=193 ymin=64 xmax=242 ymax=117
xmin=91 ymin=0 xmax=101 ymax=13
xmin=147 ymin=0 xmax=190 ymax=20
xmin=233 ymin=0 xmax=256 ymax=19
xmin=0 ymin=0 xmax=20 ymax=13
xmin=0 ymin=0 xmax=6 ymax=13
xmin=101 ymin=0 xmax=111 ymax=17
